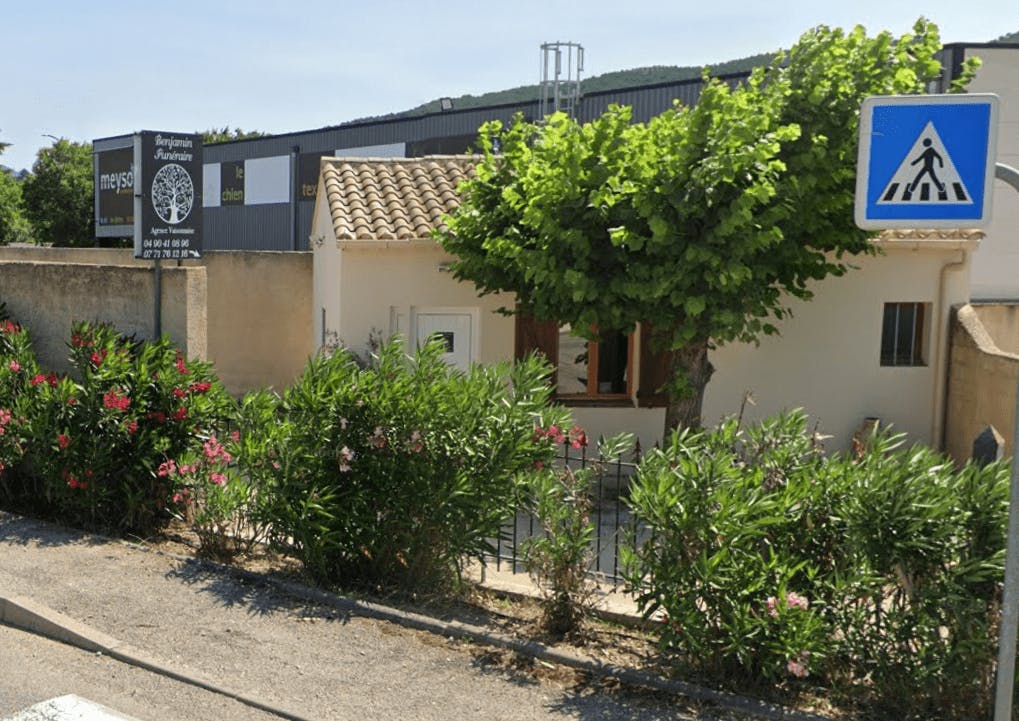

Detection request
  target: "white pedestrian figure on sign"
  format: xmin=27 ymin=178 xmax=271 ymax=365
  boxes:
xmin=908 ymin=138 xmax=945 ymax=194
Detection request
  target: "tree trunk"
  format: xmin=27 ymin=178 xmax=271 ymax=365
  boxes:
xmin=663 ymin=337 xmax=715 ymax=434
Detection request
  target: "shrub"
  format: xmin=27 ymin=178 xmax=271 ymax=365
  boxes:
xmin=522 ymin=431 xmax=631 ymax=637
xmin=623 ymin=412 xmax=831 ymax=684
xmin=15 ymin=322 xmax=236 ymax=534
xmin=164 ymin=429 xmax=265 ymax=559
xmin=623 ymin=410 xmax=1006 ymax=719
xmin=0 ymin=315 xmax=41 ymax=492
xmin=248 ymin=338 xmax=563 ymax=592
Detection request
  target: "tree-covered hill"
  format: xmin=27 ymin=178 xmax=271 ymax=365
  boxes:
xmin=358 ymin=50 xmax=776 ymax=122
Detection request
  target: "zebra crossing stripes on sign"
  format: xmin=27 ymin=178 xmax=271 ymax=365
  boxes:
xmin=855 ymin=94 xmax=999 ymax=230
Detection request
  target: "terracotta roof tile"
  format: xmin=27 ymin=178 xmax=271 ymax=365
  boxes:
xmin=322 ymin=156 xmax=983 ymax=245
xmin=322 ymin=155 xmax=476 ymax=242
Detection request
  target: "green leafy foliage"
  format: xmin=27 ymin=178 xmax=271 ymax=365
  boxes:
xmin=439 ymin=19 xmax=975 ymax=433
xmin=0 ymin=169 xmax=32 ymax=245
xmin=0 ymin=316 xmax=36 ymax=486
xmin=246 ymin=338 xmax=566 ymax=591
xmin=164 ymin=430 xmax=262 ymax=560
xmin=623 ymin=411 xmax=1006 ymax=718
xmin=200 ymin=127 xmax=267 ymax=144
xmin=3 ymin=322 xmax=235 ymax=534
xmin=20 ymin=139 xmax=94 ymax=247
xmin=522 ymin=431 xmax=632 ymax=637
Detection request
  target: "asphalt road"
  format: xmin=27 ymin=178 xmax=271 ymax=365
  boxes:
xmin=0 ymin=512 xmax=721 ymax=721
xmin=0 ymin=624 xmax=282 ymax=721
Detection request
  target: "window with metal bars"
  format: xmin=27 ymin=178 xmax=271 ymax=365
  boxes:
xmin=880 ymin=302 xmax=928 ymax=367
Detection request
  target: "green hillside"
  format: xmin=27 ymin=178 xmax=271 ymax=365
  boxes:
xmin=360 ymin=50 xmax=776 ymax=122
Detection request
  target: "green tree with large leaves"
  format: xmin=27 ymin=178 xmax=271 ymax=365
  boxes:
xmin=21 ymin=138 xmax=94 ymax=247
xmin=0 ymin=135 xmax=33 ymax=245
xmin=0 ymin=170 xmax=32 ymax=246
xmin=439 ymin=19 xmax=977 ymax=433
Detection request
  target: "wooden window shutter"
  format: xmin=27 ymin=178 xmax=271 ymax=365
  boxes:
xmin=514 ymin=312 xmax=559 ymax=387
xmin=638 ymin=322 xmax=670 ymax=408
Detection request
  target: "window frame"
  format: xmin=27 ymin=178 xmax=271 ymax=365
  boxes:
xmin=514 ymin=313 xmax=669 ymax=407
xmin=880 ymin=301 xmax=929 ymax=367
xmin=553 ymin=324 xmax=635 ymax=401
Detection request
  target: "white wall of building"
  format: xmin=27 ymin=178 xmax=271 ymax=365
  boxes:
xmin=703 ymin=242 xmax=972 ymax=450
xmin=963 ymin=47 xmax=1019 ymax=300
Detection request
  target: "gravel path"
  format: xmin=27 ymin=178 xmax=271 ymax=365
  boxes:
xmin=0 ymin=512 xmax=720 ymax=721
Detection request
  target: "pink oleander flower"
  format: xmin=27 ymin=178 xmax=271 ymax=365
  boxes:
xmin=203 ymin=437 xmax=232 ymax=463
xmin=767 ymin=592 xmax=809 ymax=618
xmin=57 ymin=434 xmax=71 ymax=450
xmin=787 ymin=591 xmax=809 ymax=611
xmin=339 ymin=446 xmax=355 ymax=472
xmin=210 ymin=472 xmax=227 ymax=486
xmin=787 ymin=651 xmax=810 ymax=678
xmin=103 ymin=389 xmax=131 ymax=412
xmin=8 ymin=360 xmax=20 ymax=372
xmin=157 ymin=460 xmax=177 ymax=478
xmin=406 ymin=430 xmax=424 ymax=453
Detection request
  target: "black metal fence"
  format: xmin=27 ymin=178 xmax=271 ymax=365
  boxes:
xmin=486 ymin=442 xmax=646 ymax=587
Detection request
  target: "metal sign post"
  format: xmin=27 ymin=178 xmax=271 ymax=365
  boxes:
xmin=994 ymin=162 xmax=1019 ymax=721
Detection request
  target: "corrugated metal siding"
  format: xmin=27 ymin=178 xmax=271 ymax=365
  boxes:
xmin=204 ymin=204 xmax=292 ymax=251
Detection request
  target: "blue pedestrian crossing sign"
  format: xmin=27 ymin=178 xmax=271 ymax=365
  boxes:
xmin=855 ymin=94 xmax=999 ymax=229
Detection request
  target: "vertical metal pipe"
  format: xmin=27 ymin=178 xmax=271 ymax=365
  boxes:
xmin=153 ymin=259 xmax=162 ymax=338
xmin=290 ymin=145 xmax=300 ymax=251
xmin=993 ymin=163 xmax=1019 ymax=721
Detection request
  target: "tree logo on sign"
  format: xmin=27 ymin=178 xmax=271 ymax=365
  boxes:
xmin=151 ymin=163 xmax=195 ymax=224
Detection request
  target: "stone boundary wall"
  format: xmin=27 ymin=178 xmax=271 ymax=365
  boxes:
xmin=945 ymin=303 xmax=1019 ymax=463
xmin=0 ymin=247 xmax=312 ymax=395
xmin=0 ymin=259 xmax=205 ymax=375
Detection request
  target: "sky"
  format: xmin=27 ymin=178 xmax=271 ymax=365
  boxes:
xmin=2 ymin=0 xmax=1017 ymax=172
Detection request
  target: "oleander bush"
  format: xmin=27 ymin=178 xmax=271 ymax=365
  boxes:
xmin=521 ymin=431 xmax=634 ymax=637
xmin=0 ymin=313 xmax=38 ymax=486
xmin=623 ymin=410 xmax=1007 ymax=719
xmin=245 ymin=338 xmax=566 ymax=591
xmin=2 ymin=320 xmax=235 ymax=534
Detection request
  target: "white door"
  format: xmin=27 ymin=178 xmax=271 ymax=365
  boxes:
xmin=414 ymin=312 xmax=473 ymax=371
